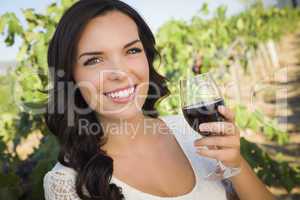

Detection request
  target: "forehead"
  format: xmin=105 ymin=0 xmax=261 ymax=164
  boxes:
xmin=77 ymin=11 xmax=140 ymax=52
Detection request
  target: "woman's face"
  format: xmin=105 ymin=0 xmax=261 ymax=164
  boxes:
xmin=74 ymin=11 xmax=150 ymax=120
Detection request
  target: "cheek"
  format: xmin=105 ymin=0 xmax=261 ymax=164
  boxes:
xmin=73 ymin=69 xmax=102 ymax=104
xmin=127 ymin=56 xmax=150 ymax=107
xmin=127 ymin=55 xmax=149 ymax=82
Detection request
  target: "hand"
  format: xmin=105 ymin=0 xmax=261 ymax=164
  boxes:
xmin=193 ymin=105 xmax=242 ymax=168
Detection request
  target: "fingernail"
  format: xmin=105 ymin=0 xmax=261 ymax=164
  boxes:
xmin=219 ymin=105 xmax=225 ymax=112
xmin=199 ymin=124 xmax=206 ymax=131
xmin=199 ymin=124 xmax=205 ymax=130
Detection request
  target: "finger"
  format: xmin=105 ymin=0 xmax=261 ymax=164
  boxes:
xmin=196 ymin=148 xmax=240 ymax=164
xmin=218 ymin=105 xmax=235 ymax=122
xmin=194 ymin=136 xmax=240 ymax=148
xmin=193 ymin=145 xmax=216 ymax=150
xmin=199 ymin=122 xmax=238 ymax=136
xmin=207 ymin=145 xmax=218 ymax=150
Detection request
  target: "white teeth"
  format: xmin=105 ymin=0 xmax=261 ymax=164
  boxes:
xmin=106 ymin=86 xmax=135 ymax=99
xmin=129 ymin=87 xmax=134 ymax=94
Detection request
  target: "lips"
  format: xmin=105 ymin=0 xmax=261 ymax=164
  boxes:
xmin=103 ymin=84 xmax=137 ymax=100
xmin=104 ymin=84 xmax=136 ymax=95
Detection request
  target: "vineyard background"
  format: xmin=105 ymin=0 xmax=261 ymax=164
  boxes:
xmin=0 ymin=0 xmax=299 ymax=199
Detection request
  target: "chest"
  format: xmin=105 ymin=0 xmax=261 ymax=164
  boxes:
xmin=112 ymin=136 xmax=196 ymax=197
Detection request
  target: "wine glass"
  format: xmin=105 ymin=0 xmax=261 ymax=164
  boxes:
xmin=180 ymin=72 xmax=241 ymax=180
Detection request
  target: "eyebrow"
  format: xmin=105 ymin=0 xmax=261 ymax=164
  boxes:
xmin=78 ymin=39 xmax=141 ymax=59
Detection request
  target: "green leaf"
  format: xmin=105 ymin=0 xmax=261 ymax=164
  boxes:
xmin=47 ymin=3 xmax=59 ymax=15
xmin=34 ymin=36 xmax=48 ymax=69
xmin=0 ymin=15 xmax=8 ymax=34
xmin=8 ymin=13 xmax=23 ymax=34
xmin=0 ymin=187 xmax=22 ymax=200
xmin=237 ymin=18 xmax=244 ymax=30
xmin=22 ymin=8 xmax=36 ymax=22
xmin=199 ymin=3 xmax=209 ymax=16
xmin=61 ymin=0 xmax=75 ymax=9
xmin=216 ymin=5 xmax=227 ymax=20
xmin=4 ymin=33 xmax=14 ymax=46
xmin=16 ymin=45 xmax=27 ymax=61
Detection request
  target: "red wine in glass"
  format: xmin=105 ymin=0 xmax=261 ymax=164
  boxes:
xmin=182 ymin=98 xmax=225 ymax=136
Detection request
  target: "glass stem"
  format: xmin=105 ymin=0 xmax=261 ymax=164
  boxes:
xmin=217 ymin=160 xmax=226 ymax=171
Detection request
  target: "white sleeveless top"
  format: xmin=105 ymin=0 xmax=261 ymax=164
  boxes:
xmin=43 ymin=115 xmax=227 ymax=200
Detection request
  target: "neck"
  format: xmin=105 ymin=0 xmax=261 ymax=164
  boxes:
xmin=98 ymin=112 xmax=160 ymax=156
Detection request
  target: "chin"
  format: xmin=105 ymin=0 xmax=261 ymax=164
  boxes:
xmin=98 ymin=106 xmax=142 ymax=121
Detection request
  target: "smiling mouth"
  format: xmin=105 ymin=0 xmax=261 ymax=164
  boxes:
xmin=103 ymin=84 xmax=137 ymax=100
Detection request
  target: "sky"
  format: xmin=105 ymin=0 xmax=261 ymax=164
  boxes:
xmin=0 ymin=0 xmax=279 ymax=62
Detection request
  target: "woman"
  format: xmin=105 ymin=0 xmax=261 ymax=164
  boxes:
xmin=43 ymin=0 xmax=275 ymax=199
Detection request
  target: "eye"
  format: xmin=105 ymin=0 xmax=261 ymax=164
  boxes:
xmin=83 ymin=57 xmax=103 ymax=66
xmin=127 ymin=47 xmax=142 ymax=54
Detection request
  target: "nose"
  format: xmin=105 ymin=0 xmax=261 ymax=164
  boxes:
xmin=106 ymin=56 xmax=129 ymax=81
xmin=108 ymin=69 xmax=128 ymax=81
